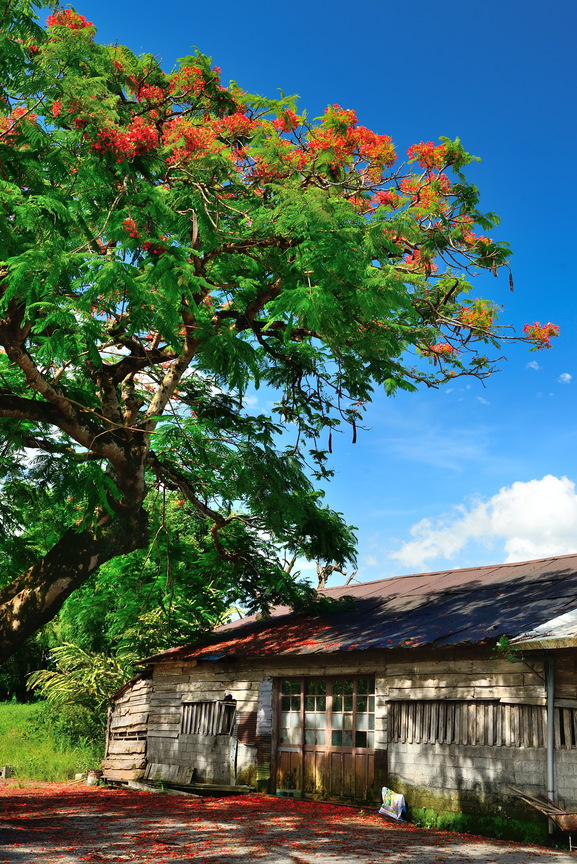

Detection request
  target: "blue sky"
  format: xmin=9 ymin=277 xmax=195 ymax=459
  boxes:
xmin=64 ymin=0 xmax=577 ymax=583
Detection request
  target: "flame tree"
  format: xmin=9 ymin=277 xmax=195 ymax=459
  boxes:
xmin=0 ymin=3 xmax=549 ymax=661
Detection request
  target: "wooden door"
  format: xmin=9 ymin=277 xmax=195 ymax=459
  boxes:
xmin=275 ymin=676 xmax=379 ymax=802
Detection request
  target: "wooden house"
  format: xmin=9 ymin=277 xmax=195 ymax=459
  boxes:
xmin=103 ymin=554 xmax=577 ymax=815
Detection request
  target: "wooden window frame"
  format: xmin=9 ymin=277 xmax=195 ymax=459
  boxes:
xmin=180 ymin=699 xmax=236 ymax=736
xmin=277 ymin=675 xmax=376 ymax=753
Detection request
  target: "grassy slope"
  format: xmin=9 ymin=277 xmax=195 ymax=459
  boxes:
xmin=0 ymin=702 xmax=103 ymax=781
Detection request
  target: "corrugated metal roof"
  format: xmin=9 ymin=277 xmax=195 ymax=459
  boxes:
xmin=144 ymin=553 xmax=577 ymax=664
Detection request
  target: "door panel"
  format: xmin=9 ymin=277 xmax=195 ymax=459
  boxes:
xmin=276 ymin=676 xmax=379 ymax=802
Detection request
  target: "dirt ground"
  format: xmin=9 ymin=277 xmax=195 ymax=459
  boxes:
xmin=0 ymin=782 xmax=576 ymax=864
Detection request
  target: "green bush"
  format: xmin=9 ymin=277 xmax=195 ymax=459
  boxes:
xmin=409 ymin=806 xmax=548 ymax=845
xmin=0 ymin=702 xmax=104 ymax=781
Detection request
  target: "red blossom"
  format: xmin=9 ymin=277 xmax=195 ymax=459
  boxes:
xmin=407 ymin=141 xmax=448 ymax=170
xmin=121 ymin=217 xmax=139 ymax=238
xmin=273 ymin=109 xmax=300 ymax=133
xmin=46 ymin=10 xmax=93 ymax=29
xmin=92 ymin=116 xmax=159 ymax=160
xmin=523 ymin=321 xmax=560 ymax=349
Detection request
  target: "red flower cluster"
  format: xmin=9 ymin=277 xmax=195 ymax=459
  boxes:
xmin=136 ymin=85 xmax=167 ymax=105
xmin=46 ymin=10 xmax=93 ymax=29
xmin=400 ymin=172 xmax=452 ymax=211
xmin=121 ymin=218 xmax=139 ymax=238
xmin=272 ymin=109 xmax=300 ymax=133
xmin=407 ymin=141 xmax=448 ymax=170
xmin=162 ymin=117 xmax=222 ymax=164
xmin=142 ymin=239 xmax=168 ymax=256
xmin=169 ymin=66 xmax=209 ymax=99
xmin=92 ymin=117 xmax=159 ymax=160
xmin=215 ymin=112 xmax=256 ymax=138
xmin=402 ymin=249 xmax=438 ymax=275
xmin=373 ymin=189 xmax=402 ymax=209
xmin=424 ymin=343 xmax=456 ymax=357
xmin=523 ymin=321 xmax=560 ymax=348
xmin=459 ymin=300 xmax=494 ymax=329
xmin=0 ymin=106 xmax=37 ymax=135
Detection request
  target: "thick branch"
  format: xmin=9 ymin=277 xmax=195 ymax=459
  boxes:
xmin=0 ymin=506 xmax=149 ymax=663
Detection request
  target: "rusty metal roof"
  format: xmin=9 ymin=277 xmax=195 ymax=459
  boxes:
xmin=145 ymin=554 xmax=577 ymax=664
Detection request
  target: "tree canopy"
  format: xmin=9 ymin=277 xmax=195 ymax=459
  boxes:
xmin=0 ymin=2 xmax=553 ymax=663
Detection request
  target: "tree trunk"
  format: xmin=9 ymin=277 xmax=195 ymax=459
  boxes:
xmin=0 ymin=508 xmax=149 ymax=664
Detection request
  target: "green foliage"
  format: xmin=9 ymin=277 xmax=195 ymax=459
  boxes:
xmin=0 ymin=701 xmax=103 ymax=781
xmin=409 ymin=807 xmax=548 ymax=845
xmin=27 ymin=642 xmax=136 ymax=712
xmin=0 ymin=1 xmax=521 ymax=663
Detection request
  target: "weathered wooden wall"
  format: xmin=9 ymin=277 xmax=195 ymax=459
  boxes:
xmin=103 ymin=645 xmax=577 ymax=812
xmin=103 ymin=675 xmax=152 ymax=781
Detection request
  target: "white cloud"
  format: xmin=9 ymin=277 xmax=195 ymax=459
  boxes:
xmin=527 ymin=360 xmax=541 ymax=371
xmin=476 ymin=396 xmax=490 ymax=405
xmin=390 ymin=475 xmax=577 ymax=571
xmin=559 ymin=373 xmax=572 ymax=384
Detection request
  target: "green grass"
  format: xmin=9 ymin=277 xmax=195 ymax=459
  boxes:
xmin=0 ymin=702 xmax=104 ymax=782
xmin=409 ymin=806 xmax=549 ymax=846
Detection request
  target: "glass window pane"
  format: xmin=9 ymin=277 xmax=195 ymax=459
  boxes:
xmin=281 ymin=712 xmax=291 ymax=728
xmin=333 ymin=696 xmax=342 ymax=712
xmin=287 ymin=728 xmax=301 ymax=745
xmin=358 ymin=679 xmax=369 ymax=694
xmin=305 ymin=729 xmax=315 ymax=745
xmin=369 ymin=714 xmax=374 ymax=730
xmin=318 ymin=681 xmax=326 ymax=695
xmin=344 ymin=681 xmax=354 ymax=695
xmin=281 ymin=696 xmax=290 ymax=711
xmin=333 ymin=681 xmax=343 ymax=695
xmin=317 ymin=696 xmax=326 ymax=711
xmin=306 ymin=681 xmax=317 ymax=695
xmin=305 ymin=696 xmax=315 ymax=711
xmin=332 ymin=730 xmax=343 ymax=746
xmin=355 ymin=731 xmax=367 ymax=747
xmin=356 ymin=713 xmax=368 ymax=731
xmin=367 ymin=732 xmax=375 ymax=748
xmin=369 ymin=696 xmax=375 ymax=712
xmin=291 ymin=696 xmax=301 ymax=710
xmin=291 ymin=681 xmax=301 ymax=694
xmin=315 ymin=712 xmax=326 ymax=728
xmin=357 ymin=696 xmax=367 ymax=712
xmin=332 ymin=713 xmax=343 ymax=730
xmin=343 ymin=713 xmax=353 ymax=730
xmin=282 ymin=681 xmax=291 ymax=695
xmin=289 ymin=712 xmax=301 ymax=728
xmin=367 ymin=680 xmax=375 ymax=694
xmin=344 ymin=696 xmax=353 ymax=712
xmin=342 ymin=730 xmax=353 ymax=747
xmin=304 ymin=713 xmax=315 ymax=729
xmin=316 ymin=730 xmax=326 ymax=745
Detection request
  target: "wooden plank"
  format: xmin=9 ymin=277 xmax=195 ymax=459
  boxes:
xmin=386 ymin=686 xmax=544 ymax=701
xmin=554 ymin=709 xmax=562 ymax=748
xmin=413 ymin=701 xmax=421 ymax=744
xmin=107 ymin=739 xmax=147 ymax=756
xmin=487 ymin=703 xmax=494 ymax=746
xmin=102 ymin=756 xmax=146 ymax=770
xmin=437 ymin=701 xmax=446 ymax=744
xmin=423 ymin=701 xmax=431 ymax=744
xmin=446 ymin=702 xmax=455 ymax=744
xmin=431 ymin=701 xmax=439 ymax=744
xmin=147 ymin=729 xmax=180 ymax=738
xmin=102 ymin=768 xmax=146 ymax=781
xmin=110 ymin=714 xmax=148 ymax=730
xmin=513 ymin=704 xmax=520 ymax=747
xmin=408 ymin=701 xmax=415 ymax=744
xmin=563 ymin=708 xmax=573 ymax=749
